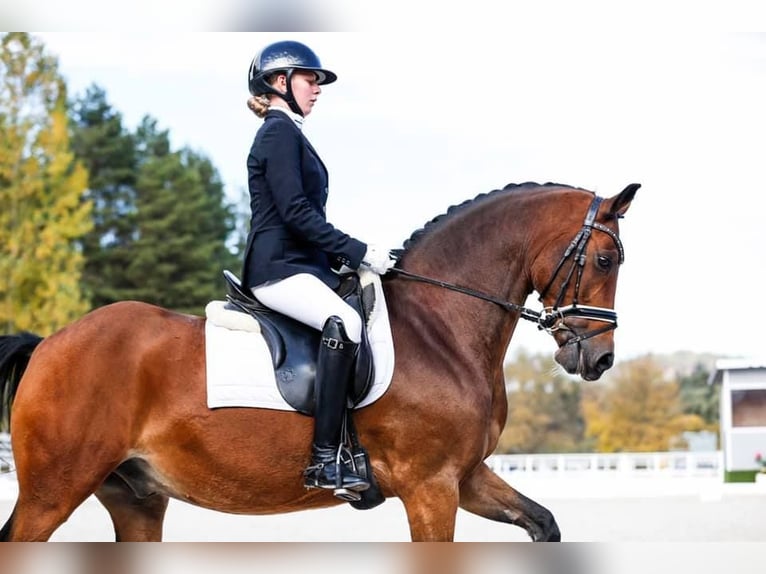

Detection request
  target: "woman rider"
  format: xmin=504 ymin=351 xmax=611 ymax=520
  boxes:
xmin=243 ymin=40 xmax=396 ymax=496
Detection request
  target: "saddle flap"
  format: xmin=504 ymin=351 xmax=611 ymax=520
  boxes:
xmin=222 ymin=270 xmax=286 ymax=368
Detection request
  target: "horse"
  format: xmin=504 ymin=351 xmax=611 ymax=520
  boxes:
xmin=0 ymin=181 xmax=639 ymax=542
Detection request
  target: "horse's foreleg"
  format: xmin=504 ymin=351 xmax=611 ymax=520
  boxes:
xmin=398 ymin=480 xmax=460 ymax=541
xmin=95 ymin=474 xmax=169 ymax=542
xmin=459 ymin=462 xmax=561 ymax=541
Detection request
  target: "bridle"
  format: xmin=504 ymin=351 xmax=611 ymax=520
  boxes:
xmin=388 ymin=195 xmax=624 ymax=347
xmin=534 ymin=195 xmax=623 ymax=344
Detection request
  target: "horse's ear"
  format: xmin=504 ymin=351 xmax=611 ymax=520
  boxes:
xmin=606 ymin=183 xmax=640 ymax=219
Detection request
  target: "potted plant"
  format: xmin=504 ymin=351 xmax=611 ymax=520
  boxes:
xmin=756 ymin=452 xmax=766 ymax=484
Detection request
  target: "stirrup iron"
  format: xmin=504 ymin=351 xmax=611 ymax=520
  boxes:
xmin=333 ymin=487 xmax=362 ymax=502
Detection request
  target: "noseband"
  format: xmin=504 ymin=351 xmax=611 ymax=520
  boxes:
xmin=389 ymin=195 xmax=624 ymax=347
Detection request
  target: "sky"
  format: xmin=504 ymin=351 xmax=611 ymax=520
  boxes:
xmin=27 ymin=23 xmax=766 ymax=363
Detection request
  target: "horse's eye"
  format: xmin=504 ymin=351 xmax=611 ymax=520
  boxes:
xmin=596 ymin=255 xmax=612 ymax=271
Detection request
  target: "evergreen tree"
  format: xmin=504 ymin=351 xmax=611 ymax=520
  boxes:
xmin=0 ymin=32 xmax=92 ymax=335
xmin=185 ymin=149 xmax=242 ymax=279
xmin=123 ymin=117 xmax=239 ymax=314
xmin=69 ymin=84 xmax=138 ymax=308
xmin=678 ymin=363 xmax=719 ymax=428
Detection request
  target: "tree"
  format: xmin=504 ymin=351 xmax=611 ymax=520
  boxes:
xmin=0 ymin=32 xmax=92 ymax=335
xmin=582 ymin=355 xmax=705 ymax=452
xmin=69 ymin=84 xmax=138 ymax=309
xmin=678 ymin=363 xmax=719 ymax=429
xmin=497 ymin=350 xmax=587 ymax=453
xmin=121 ymin=117 xmax=239 ymax=314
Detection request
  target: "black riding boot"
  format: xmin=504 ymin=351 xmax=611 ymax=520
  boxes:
xmin=303 ymin=316 xmax=370 ymax=494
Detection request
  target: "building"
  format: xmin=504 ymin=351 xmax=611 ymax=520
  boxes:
xmin=710 ymin=359 xmax=766 ymax=481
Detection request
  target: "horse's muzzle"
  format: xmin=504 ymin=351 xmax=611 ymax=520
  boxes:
xmin=553 ymin=329 xmax=615 ymax=381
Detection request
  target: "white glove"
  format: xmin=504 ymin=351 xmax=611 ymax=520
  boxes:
xmin=362 ymin=244 xmax=397 ymax=275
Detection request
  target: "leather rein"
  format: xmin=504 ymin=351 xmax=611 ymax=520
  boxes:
xmin=388 ymin=195 xmax=624 ymax=347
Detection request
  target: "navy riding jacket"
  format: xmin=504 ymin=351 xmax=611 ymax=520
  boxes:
xmin=242 ymin=109 xmax=367 ymax=290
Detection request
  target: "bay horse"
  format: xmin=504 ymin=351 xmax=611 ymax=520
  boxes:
xmin=0 ymin=181 xmax=638 ymax=542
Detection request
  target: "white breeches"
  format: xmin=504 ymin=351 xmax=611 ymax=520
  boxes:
xmin=251 ymin=273 xmax=363 ymax=343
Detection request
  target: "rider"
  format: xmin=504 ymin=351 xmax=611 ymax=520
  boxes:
xmin=243 ymin=40 xmax=396 ymax=494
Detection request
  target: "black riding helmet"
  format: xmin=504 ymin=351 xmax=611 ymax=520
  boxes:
xmin=248 ymin=40 xmax=337 ymax=116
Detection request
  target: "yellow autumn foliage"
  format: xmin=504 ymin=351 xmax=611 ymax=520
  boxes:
xmin=0 ymin=33 xmax=92 ymax=335
xmin=582 ymin=356 xmax=706 ymax=452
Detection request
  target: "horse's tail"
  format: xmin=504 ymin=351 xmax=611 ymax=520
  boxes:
xmin=0 ymin=332 xmax=44 ymax=426
xmin=0 ymin=333 xmax=39 ymax=542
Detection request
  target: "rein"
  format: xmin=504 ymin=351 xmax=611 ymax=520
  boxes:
xmin=389 ymin=267 xmax=542 ymax=323
xmin=388 ymin=195 xmax=624 ymax=346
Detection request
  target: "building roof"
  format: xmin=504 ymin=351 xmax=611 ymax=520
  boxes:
xmin=709 ymin=358 xmax=766 ymax=384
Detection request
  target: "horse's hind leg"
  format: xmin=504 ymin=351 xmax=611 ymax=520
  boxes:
xmin=4 ymin=423 xmax=131 ymax=540
xmin=4 ymin=487 xmax=97 ymax=541
xmin=94 ymin=474 xmax=169 ymax=542
xmin=459 ymin=462 xmax=561 ymax=541
xmin=2 ymin=449 xmax=109 ymax=540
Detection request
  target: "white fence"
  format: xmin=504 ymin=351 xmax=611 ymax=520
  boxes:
xmin=1 ymin=436 xmax=747 ymax=501
xmin=0 ymin=432 xmax=11 ymax=473
xmin=1 ymin=430 xmax=723 ymax=480
xmin=486 ymin=451 xmax=724 ymax=478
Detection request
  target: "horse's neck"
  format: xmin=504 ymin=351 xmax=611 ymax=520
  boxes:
xmin=388 ymin=206 xmax=534 ymax=374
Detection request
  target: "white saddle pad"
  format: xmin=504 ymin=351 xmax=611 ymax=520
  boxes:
xmin=204 ymin=270 xmax=395 ymax=411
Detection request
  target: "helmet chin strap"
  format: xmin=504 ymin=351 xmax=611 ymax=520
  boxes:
xmin=282 ymin=69 xmax=304 ymax=116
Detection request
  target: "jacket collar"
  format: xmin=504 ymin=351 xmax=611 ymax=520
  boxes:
xmin=268 ymin=105 xmax=304 ymax=130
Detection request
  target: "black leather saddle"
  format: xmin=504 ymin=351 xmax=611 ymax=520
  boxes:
xmin=221 ymin=270 xmax=377 ymax=415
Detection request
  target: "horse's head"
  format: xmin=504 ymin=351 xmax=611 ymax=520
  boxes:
xmin=531 ymin=183 xmax=639 ymax=381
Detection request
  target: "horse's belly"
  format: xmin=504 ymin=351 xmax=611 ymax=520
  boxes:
xmin=128 ymin=415 xmax=345 ymax=513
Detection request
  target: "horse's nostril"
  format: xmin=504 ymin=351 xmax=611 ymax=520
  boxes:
xmin=597 ymin=352 xmax=614 ymax=372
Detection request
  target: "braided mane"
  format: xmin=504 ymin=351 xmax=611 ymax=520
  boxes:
xmin=392 ymin=182 xmax=579 ymax=259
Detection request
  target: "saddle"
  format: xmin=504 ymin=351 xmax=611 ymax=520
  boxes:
xmin=220 ymin=270 xmax=385 ymax=510
xmin=221 ymin=270 xmax=377 ymax=416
